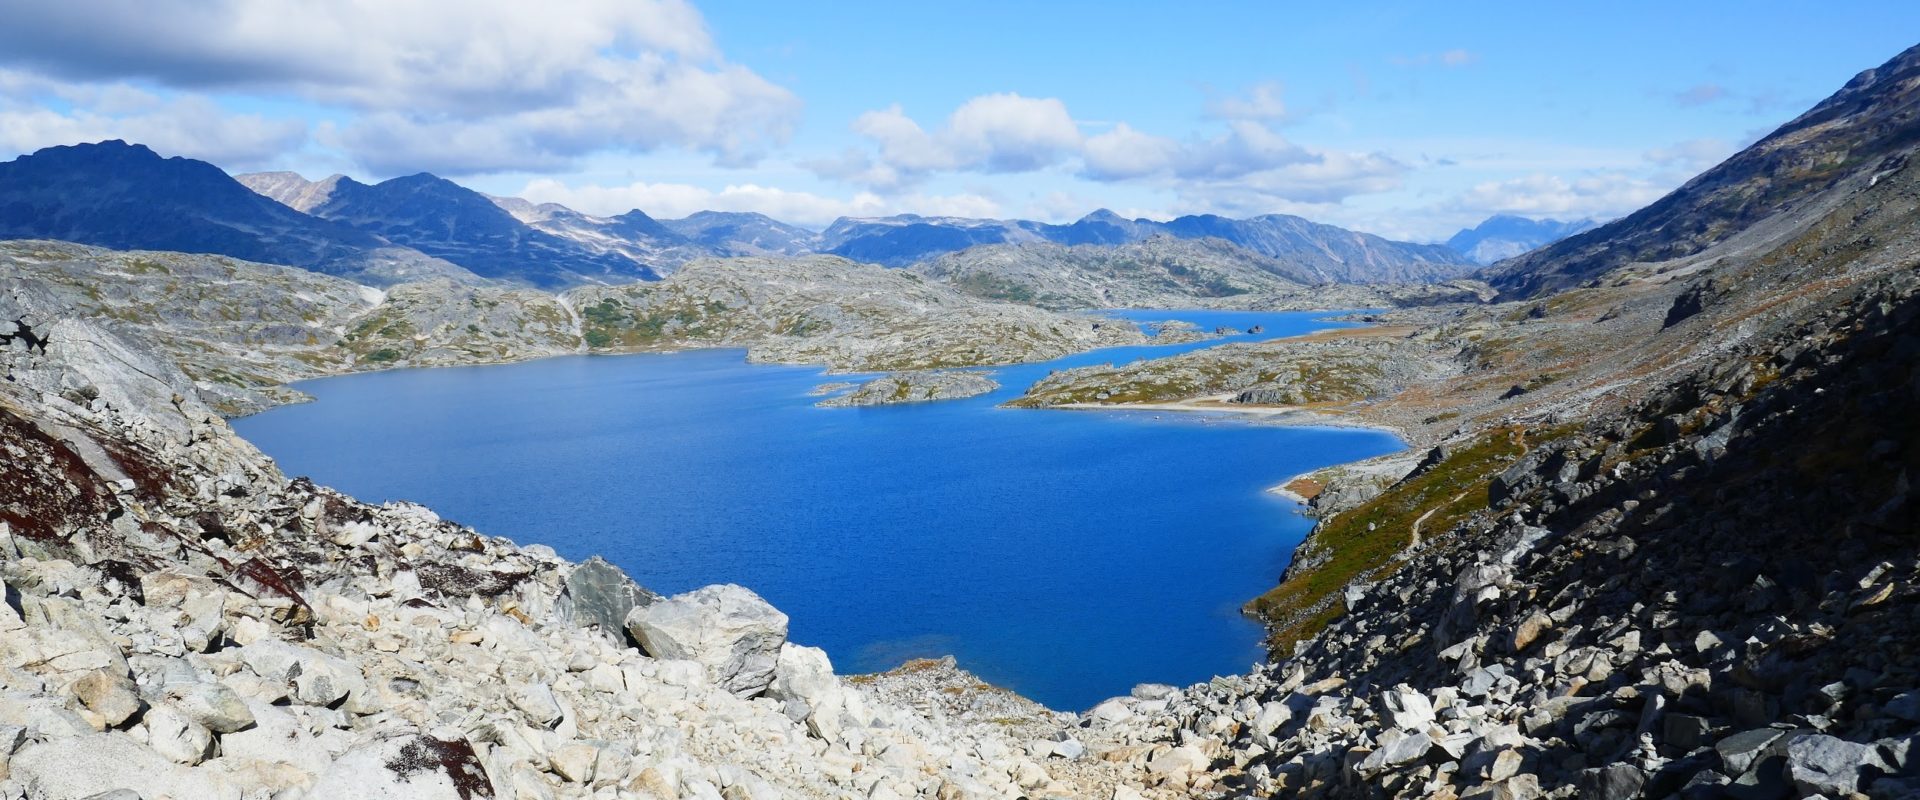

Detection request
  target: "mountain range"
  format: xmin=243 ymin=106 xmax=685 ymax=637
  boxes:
xmin=4 ymin=39 xmax=1920 ymax=800
xmin=0 ymin=139 xmax=1519 ymax=289
xmin=0 ymin=142 xmax=473 ymax=286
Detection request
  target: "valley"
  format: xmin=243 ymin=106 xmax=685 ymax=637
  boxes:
xmin=0 ymin=29 xmax=1916 ymax=800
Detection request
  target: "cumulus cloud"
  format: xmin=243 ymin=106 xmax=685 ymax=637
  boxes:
xmin=827 ymin=92 xmax=1399 ymax=212
xmin=0 ymin=0 xmax=798 ymax=174
xmin=1083 ymin=120 xmax=1399 ymax=205
xmin=1167 ymin=122 xmax=1318 ymax=180
xmin=1082 ymin=123 xmax=1178 ymax=180
xmin=517 ymin=177 xmax=1002 ymax=228
xmin=826 ymin=93 xmax=1081 ymax=187
xmin=945 ymin=93 xmax=1081 ymax=171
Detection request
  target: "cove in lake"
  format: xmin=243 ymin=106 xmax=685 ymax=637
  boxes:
xmin=234 ymin=310 xmax=1403 ymax=709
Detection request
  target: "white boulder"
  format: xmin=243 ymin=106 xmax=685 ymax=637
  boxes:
xmin=626 ymin=584 xmax=789 ymax=697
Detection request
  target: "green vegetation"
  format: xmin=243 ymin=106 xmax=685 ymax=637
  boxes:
xmin=578 ymin=296 xmax=734 ymax=349
xmin=580 ymin=298 xmax=628 ymax=327
xmin=1246 ymin=426 xmax=1552 ymax=654
xmin=952 ymin=272 xmax=1037 ymax=304
xmin=363 ymin=348 xmax=403 ymax=363
xmin=124 ymin=258 xmax=171 ymax=275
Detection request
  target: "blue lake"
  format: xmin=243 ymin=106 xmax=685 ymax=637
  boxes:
xmin=233 ymin=309 xmax=1402 ymax=709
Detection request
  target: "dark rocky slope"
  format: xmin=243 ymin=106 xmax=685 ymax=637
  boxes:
xmin=1487 ymin=43 xmax=1920 ymax=300
xmin=310 ymin=174 xmax=660 ymax=288
xmin=1081 ymin=268 xmax=1920 ymax=799
xmin=0 ymin=142 xmax=473 ymax=286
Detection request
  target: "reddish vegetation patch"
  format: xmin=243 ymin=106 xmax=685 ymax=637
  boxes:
xmin=415 ymin=562 xmax=531 ymax=600
xmin=386 ymin=736 xmax=495 ymax=800
xmin=231 ymin=557 xmax=312 ymax=612
xmin=0 ymin=407 xmax=116 ymax=542
xmin=100 ymin=439 xmax=177 ymax=502
xmin=1284 ymin=476 xmax=1327 ymax=501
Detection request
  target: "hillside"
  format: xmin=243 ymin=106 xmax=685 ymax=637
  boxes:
xmin=819 ymin=210 xmax=1479 ymax=282
xmin=1006 ymin=41 xmax=1920 ymax=798
xmin=660 ymin=211 xmax=820 ymax=256
xmin=1446 ymin=215 xmax=1597 ymax=265
xmin=0 ymin=142 xmax=473 ymax=286
xmin=4 ymin=29 xmax=1920 ymax=800
xmin=308 ymin=174 xmax=660 ymax=288
xmin=569 ymin=256 xmax=1145 ymax=371
xmin=1486 ymin=42 xmax=1920 ymax=299
xmin=0 ymin=240 xmax=1157 ymax=414
xmin=909 ymin=236 xmax=1315 ymax=309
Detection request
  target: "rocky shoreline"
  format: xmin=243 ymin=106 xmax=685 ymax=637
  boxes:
xmin=0 ymin=314 xmax=1190 ymax=799
xmin=815 ymin=370 xmax=1001 ymax=407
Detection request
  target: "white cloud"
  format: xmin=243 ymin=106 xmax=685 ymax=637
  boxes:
xmin=1083 ymin=120 xmax=1400 ymax=207
xmin=1082 ymin=123 xmax=1177 ymax=180
xmin=517 ymin=177 xmax=1002 ymax=227
xmin=1450 ymin=172 xmax=1666 ymax=218
xmin=849 ymin=105 xmax=957 ymax=173
xmin=1205 ymin=81 xmax=1289 ymax=121
xmin=833 ymin=93 xmax=1082 ymax=186
xmin=827 ymin=92 xmax=1398 ymax=212
xmin=1167 ymin=121 xmax=1317 ymax=180
xmin=944 ymin=93 xmax=1081 ymax=171
xmin=0 ymin=74 xmax=305 ymax=168
xmin=0 ymin=0 xmax=798 ymax=174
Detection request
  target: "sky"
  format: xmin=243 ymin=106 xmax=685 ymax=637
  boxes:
xmin=0 ymin=2 xmax=1914 ymax=241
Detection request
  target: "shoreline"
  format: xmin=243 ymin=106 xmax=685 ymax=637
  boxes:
xmin=1043 ymin=394 xmax=1411 ymax=440
xmin=235 ymin=308 xmax=1378 ymax=419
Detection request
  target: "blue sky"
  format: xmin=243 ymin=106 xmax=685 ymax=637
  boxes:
xmin=0 ymin=1 xmax=1914 ymax=240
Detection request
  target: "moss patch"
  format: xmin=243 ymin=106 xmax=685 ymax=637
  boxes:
xmin=1246 ymin=426 xmax=1547 ymax=654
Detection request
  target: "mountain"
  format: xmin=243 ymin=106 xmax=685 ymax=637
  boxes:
xmin=817 ymin=215 xmax=1050 ymax=266
xmin=816 ymin=210 xmax=1477 ymax=282
xmin=0 ymin=141 xmax=472 ymax=286
xmin=234 ymin=171 xmax=345 ymax=213
xmin=1039 ymin=208 xmax=1160 ymax=245
xmin=306 ymin=173 xmax=660 ymax=288
xmin=1487 ymin=42 xmax=1920 ymax=299
xmin=1444 ymin=214 xmax=1597 ymax=265
xmin=659 ymin=211 xmax=818 ymax=256
xmin=1153 ymin=213 xmax=1475 ymax=283
xmin=910 ymin=235 xmax=1316 ymax=309
xmin=486 ymin=195 xmax=716 ymax=275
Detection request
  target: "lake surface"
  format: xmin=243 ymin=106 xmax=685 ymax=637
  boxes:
xmin=234 ymin=309 xmax=1402 ymax=709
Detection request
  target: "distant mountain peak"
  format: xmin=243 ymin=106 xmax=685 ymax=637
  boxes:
xmin=1 ymin=142 xmax=476 ymax=286
xmin=1445 ymin=215 xmax=1598 ymax=266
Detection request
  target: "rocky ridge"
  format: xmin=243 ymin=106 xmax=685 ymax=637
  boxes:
xmin=1485 ymin=42 xmax=1920 ymax=300
xmin=1079 ymin=267 xmax=1920 ymax=799
xmin=0 ymin=142 xmax=476 ymax=287
xmin=1 ymin=241 xmax=1150 ymax=415
xmin=570 ymin=256 xmax=1146 ymax=374
xmin=815 ymin=371 xmax=1000 ymax=407
xmin=1006 ymin=324 xmax=1451 ymax=412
